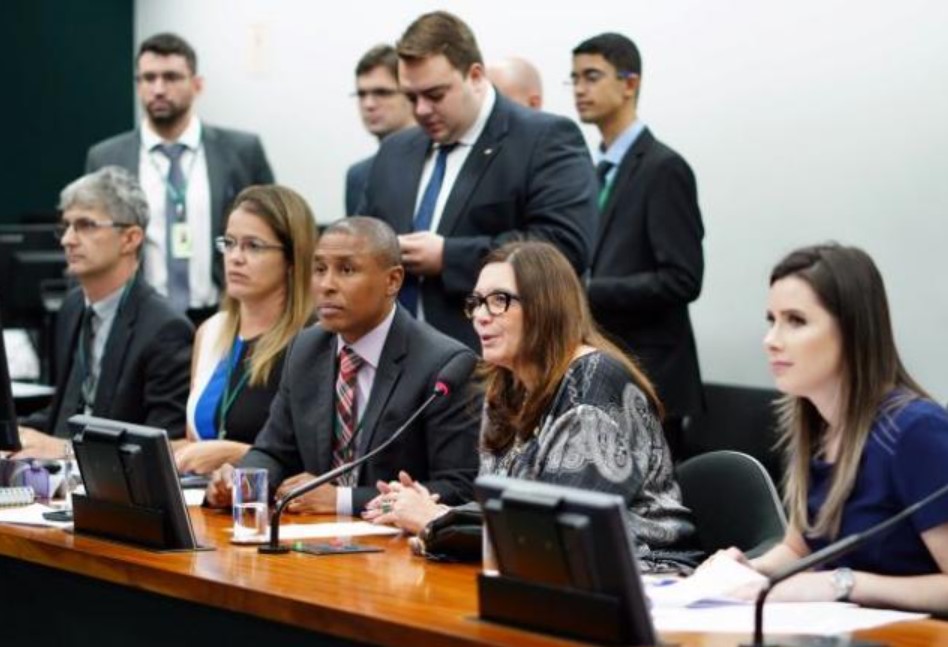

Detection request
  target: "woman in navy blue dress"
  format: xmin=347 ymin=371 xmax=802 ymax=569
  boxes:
xmin=728 ymin=244 xmax=948 ymax=612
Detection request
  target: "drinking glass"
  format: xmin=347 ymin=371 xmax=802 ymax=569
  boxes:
xmin=232 ymin=467 xmax=268 ymax=543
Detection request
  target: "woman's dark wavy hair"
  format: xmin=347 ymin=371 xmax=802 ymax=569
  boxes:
xmin=479 ymin=241 xmax=662 ymax=453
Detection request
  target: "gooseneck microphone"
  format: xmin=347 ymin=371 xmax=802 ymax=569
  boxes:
xmin=258 ymin=352 xmax=475 ymax=554
xmin=747 ymin=480 xmax=948 ymax=647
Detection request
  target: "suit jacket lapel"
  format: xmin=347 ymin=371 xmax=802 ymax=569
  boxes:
xmin=121 ymin=131 xmax=142 ymax=175
xmin=58 ymin=298 xmax=84 ymax=383
xmin=594 ymin=128 xmax=654 ymax=259
xmin=49 ymin=294 xmax=85 ymax=427
xmin=309 ymin=333 xmax=338 ymax=475
xmin=203 ymin=126 xmax=227 ymax=224
xmin=437 ymin=97 xmax=509 ymax=237
xmin=355 ymin=310 xmax=407 ymax=458
xmin=202 ymin=126 xmax=231 ymax=287
xmin=396 ymin=133 xmax=431 ymax=232
xmin=92 ymin=276 xmax=144 ymax=414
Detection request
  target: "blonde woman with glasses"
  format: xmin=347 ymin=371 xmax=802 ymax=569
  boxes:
xmin=174 ymin=185 xmax=316 ymax=474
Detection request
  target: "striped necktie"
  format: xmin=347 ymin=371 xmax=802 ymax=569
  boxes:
xmin=332 ymin=346 xmax=365 ymax=484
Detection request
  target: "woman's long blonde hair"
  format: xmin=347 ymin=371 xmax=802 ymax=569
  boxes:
xmin=771 ymin=244 xmax=928 ymax=539
xmin=216 ymin=185 xmax=316 ymax=386
xmin=479 ymin=241 xmax=662 ymax=454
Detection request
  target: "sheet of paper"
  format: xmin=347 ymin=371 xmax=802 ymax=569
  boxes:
xmin=11 ymin=381 xmax=56 ymax=398
xmin=273 ymin=521 xmax=401 ymax=540
xmin=647 ymin=554 xmax=766 ymax=608
xmin=0 ymin=502 xmax=73 ymax=529
xmin=653 ymin=601 xmax=926 ymax=634
xmin=183 ymin=489 xmax=207 ymax=507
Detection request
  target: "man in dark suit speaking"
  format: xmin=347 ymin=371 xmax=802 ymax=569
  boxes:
xmin=206 ymin=218 xmax=480 ymax=515
xmin=359 ymin=11 xmax=597 ymax=350
xmin=13 ymin=167 xmax=194 ymax=459
xmin=572 ymin=33 xmax=705 ymax=458
xmin=86 ymin=33 xmax=274 ymax=323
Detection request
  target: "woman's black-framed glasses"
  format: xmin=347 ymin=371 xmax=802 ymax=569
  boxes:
xmin=463 ymin=291 xmax=521 ymax=319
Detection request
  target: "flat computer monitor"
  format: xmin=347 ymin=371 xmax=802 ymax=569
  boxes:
xmin=475 ymin=474 xmax=656 ymax=646
xmin=0 ymin=307 xmax=22 ymax=451
xmin=0 ymin=224 xmax=69 ymax=329
xmin=69 ymin=414 xmax=199 ymax=550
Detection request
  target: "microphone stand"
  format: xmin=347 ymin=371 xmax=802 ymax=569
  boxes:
xmin=259 ymin=385 xmax=446 ymax=554
xmin=747 ymin=481 xmax=948 ymax=647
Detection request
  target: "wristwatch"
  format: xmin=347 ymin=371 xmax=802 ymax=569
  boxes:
xmin=831 ymin=567 xmax=855 ymax=601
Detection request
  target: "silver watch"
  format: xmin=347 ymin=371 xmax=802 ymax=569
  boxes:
xmin=831 ymin=567 xmax=855 ymax=601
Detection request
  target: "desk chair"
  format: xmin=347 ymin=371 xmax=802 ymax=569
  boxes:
xmin=681 ymin=383 xmax=783 ymax=488
xmin=676 ymin=450 xmax=787 ymax=558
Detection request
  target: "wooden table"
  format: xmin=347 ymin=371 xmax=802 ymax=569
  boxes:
xmin=0 ymin=506 xmax=945 ymax=647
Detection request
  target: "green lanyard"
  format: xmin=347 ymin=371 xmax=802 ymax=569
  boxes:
xmin=217 ymin=337 xmax=251 ymax=439
xmin=145 ymin=142 xmax=202 ymax=221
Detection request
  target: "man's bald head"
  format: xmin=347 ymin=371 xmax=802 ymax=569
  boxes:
xmin=487 ymin=56 xmax=543 ymax=110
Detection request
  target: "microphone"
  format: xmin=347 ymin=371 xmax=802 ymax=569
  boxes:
xmin=747 ymin=480 xmax=948 ymax=647
xmin=258 ymin=352 xmax=475 ymax=554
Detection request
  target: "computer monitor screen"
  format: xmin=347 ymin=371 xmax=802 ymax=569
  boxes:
xmin=0 ymin=224 xmax=68 ymax=329
xmin=69 ymin=414 xmax=198 ymax=550
xmin=475 ymin=474 xmax=656 ymax=645
xmin=0 ymin=307 xmax=21 ymax=451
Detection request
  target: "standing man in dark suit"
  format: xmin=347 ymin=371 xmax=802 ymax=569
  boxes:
xmin=13 ymin=167 xmax=193 ymax=459
xmin=359 ymin=11 xmax=597 ymax=350
xmin=345 ymin=45 xmax=415 ymax=216
xmin=206 ymin=218 xmax=480 ymax=515
xmin=86 ymin=33 xmax=274 ymax=324
xmin=572 ymin=33 xmax=705 ymax=459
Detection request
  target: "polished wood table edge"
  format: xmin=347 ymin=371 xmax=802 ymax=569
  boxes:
xmin=0 ymin=508 xmax=600 ymax=647
xmin=2 ymin=508 xmax=947 ymax=647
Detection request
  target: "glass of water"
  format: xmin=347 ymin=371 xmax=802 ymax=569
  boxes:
xmin=232 ymin=467 xmax=269 ymax=544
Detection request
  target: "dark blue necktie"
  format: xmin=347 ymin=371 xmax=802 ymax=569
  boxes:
xmin=156 ymin=142 xmax=190 ymax=312
xmin=400 ymin=144 xmax=456 ymax=315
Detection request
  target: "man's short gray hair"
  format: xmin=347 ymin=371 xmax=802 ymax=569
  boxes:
xmin=59 ymin=166 xmax=150 ymax=229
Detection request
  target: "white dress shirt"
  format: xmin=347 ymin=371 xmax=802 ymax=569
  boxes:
xmin=413 ymin=84 xmax=496 ymax=320
xmin=139 ymin=117 xmax=218 ymax=308
xmin=333 ymin=304 xmax=397 ymax=514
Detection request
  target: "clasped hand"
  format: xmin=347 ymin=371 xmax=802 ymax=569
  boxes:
xmin=362 ymin=470 xmax=445 ymax=534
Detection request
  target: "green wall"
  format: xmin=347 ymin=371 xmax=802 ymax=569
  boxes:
xmin=4 ymin=0 xmax=134 ymax=223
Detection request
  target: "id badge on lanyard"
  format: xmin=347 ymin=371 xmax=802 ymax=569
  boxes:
xmin=171 ymin=218 xmax=193 ymax=259
xmin=168 ymin=185 xmax=193 ymax=260
xmin=152 ymin=144 xmax=199 ymax=260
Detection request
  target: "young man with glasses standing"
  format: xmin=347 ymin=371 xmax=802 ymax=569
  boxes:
xmin=358 ymin=11 xmax=597 ymax=351
xmin=345 ymin=44 xmax=416 ymax=216
xmin=572 ymin=33 xmax=705 ymax=460
xmin=86 ymin=33 xmax=274 ymax=325
xmin=13 ymin=167 xmax=193 ymax=459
